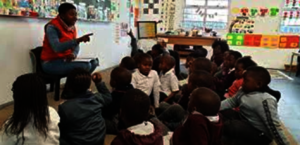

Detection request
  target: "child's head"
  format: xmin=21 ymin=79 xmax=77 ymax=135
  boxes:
xmin=188 ymin=87 xmax=220 ymax=116
xmin=151 ymin=44 xmax=164 ymax=58
xmin=212 ymin=40 xmax=230 ymax=66
xmin=242 ymin=66 xmax=271 ymax=93
xmin=223 ymin=50 xmax=242 ymax=69
xmin=5 ymin=73 xmax=49 ymax=141
xmin=189 ymin=57 xmax=212 ymax=74
xmin=159 ymin=54 xmax=175 ymax=73
xmin=120 ymin=56 xmax=136 ymax=71
xmin=235 ymin=56 xmax=257 ymax=79
xmin=188 ymin=70 xmax=214 ymax=93
xmin=65 ymin=68 xmax=91 ymax=97
xmin=137 ymin=53 xmax=153 ymax=76
xmin=185 ymin=50 xmax=206 ymax=69
xmin=120 ymin=89 xmax=150 ymax=127
xmin=110 ymin=67 xmax=132 ymax=88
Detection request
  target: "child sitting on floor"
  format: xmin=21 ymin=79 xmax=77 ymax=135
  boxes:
xmin=131 ymin=53 xmax=161 ymax=108
xmin=220 ymin=66 xmax=289 ymax=145
xmin=178 ymin=70 xmax=215 ymax=110
xmin=225 ymin=56 xmax=257 ymax=98
xmin=111 ymin=89 xmax=164 ymax=145
xmin=0 ymin=73 xmax=59 ymax=145
xmin=211 ymin=39 xmax=230 ymax=67
xmin=189 ymin=57 xmax=213 ymax=74
xmin=58 ymin=68 xmax=111 ymax=145
xmin=214 ymin=50 xmax=242 ymax=99
xmin=102 ymin=67 xmax=134 ymax=134
xmin=159 ymin=54 xmax=179 ymax=103
xmin=173 ymin=87 xmax=223 ymax=145
xmin=120 ymin=56 xmax=136 ymax=73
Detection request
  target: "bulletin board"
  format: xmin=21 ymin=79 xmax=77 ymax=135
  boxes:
xmin=0 ymin=0 xmax=120 ymax=22
xmin=137 ymin=21 xmax=157 ymax=39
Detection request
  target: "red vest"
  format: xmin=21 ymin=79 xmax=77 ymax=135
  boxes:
xmin=41 ymin=17 xmax=77 ymax=61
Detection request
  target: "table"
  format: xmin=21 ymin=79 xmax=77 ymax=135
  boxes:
xmin=156 ymin=34 xmax=219 ymax=56
xmin=289 ymin=52 xmax=300 ymax=76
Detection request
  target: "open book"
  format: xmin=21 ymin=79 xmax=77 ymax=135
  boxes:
xmin=72 ymin=57 xmax=95 ymax=62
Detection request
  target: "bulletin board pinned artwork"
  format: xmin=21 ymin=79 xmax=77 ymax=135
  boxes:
xmin=231 ymin=17 xmax=255 ymax=34
xmin=0 ymin=0 xmax=120 ymax=22
xmin=227 ymin=33 xmax=300 ymax=49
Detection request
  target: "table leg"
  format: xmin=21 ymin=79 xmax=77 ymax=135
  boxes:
xmin=289 ymin=54 xmax=295 ymax=76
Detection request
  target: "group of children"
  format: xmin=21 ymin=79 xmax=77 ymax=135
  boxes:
xmin=0 ymin=32 xmax=290 ymax=145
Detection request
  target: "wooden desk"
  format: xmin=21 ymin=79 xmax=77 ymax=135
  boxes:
xmin=156 ymin=34 xmax=218 ymax=46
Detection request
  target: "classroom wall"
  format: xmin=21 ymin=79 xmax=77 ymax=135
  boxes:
xmin=229 ymin=0 xmax=299 ymax=69
xmin=0 ymin=1 xmax=131 ymax=106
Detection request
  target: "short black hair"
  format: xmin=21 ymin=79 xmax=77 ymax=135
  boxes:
xmin=58 ymin=3 xmax=76 ymax=15
xmin=121 ymin=89 xmax=150 ymax=125
xmin=152 ymin=44 xmax=164 ymax=54
xmin=161 ymin=54 xmax=175 ymax=68
xmin=212 ymin=40 xmax=230 ymax=53
xmin=65 ymin=68 xmax=91 ymax=95
xmin=120 ymin=56 xmax=136 ymax=71
xmin=228 ymin=50 xmax=242 ymax=60
xmin=245 ymin=66 xmax=271 ymax=88
xmin=111 ymin=67 xmax=132 ymax=87
xmin=189 ymin=70 xmax=214 ymax=89
xmin=138 ymin=53 xmax=152 ymax=64
xmin=193 ymin=46 xmax=208 ymax=57
xmin=236 ymin=56 xmax=257 ymax=70
xmin=192 ymin=57 xmax=212 ymax=73
xmin=190 ymin=87 xmax=220 ymax=116
xmin=188 ymin=50 xmax=207 ymax=58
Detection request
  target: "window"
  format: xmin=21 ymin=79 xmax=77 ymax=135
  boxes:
xmin=182 ymin=0 xmax=230 ymax=30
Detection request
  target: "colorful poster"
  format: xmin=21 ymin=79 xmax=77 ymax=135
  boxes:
xmin=120 ymin=22 xmax=129 ymax=37
xmin=0 ymin=0 xmax=120 ymax=22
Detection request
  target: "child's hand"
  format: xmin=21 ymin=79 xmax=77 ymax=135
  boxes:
xmin=127 ymin=29 xmax=134 ymax=37
xmin=92 ymin=72 xmax=102 ymax=84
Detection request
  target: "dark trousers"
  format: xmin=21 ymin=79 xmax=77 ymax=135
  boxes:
xmin=221 ymin=109 xmax=272 ymax=145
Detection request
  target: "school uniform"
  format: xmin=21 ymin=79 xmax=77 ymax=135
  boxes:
xmin=132 ymin=69 xmax=161 ymax=108
xmin=172 ymin=111 xmax=223 ymax=145
xmin=111 ymin=121 xmax=164 ymax=145
xmin=102 ymin=84 xmax=134 ymax=134
xmin=220 ymin=90 xmax=289 ymax=145
xmin=58 ymin=82 xmax=111 ymax=145
xmin=0 ymin=107 xmax=60 ymax=145
xmin=159 ymin=68 xmax=179 ymax=102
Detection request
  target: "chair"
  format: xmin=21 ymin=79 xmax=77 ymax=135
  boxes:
xmin=29 ymin=47 xmax=65 ymax=101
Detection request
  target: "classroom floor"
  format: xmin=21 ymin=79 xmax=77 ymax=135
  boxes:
xmin=0 ymin=68 xmax=299 ymax=144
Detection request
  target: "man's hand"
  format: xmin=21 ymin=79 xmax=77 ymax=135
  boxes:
xmin=66 ymin=54 xmax=76 ymax=62
xmin=92 ymin=72 xmax=102 ymax=84
xmin=77 ymin=33 xmax=93 ymax=43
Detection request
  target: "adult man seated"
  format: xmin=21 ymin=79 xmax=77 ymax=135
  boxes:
xmin=41 ymin=3 xmax=98 ymax=76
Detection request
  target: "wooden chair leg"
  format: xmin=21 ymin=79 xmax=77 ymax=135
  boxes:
xmin=54 ymin=79 xmax=60 ymax=101
xmin=50 ymin=82 xmax=54 ymax=92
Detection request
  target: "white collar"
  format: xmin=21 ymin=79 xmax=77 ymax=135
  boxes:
xmin=192 ymin=111 xmax=220 ymax=123
xmin=137 ymin=69 xmax=153 ymax=78
xmin=160 ymin=68 xmax=174 ymax=76
xmin=127 ymin=121 xmax=154 ymax=135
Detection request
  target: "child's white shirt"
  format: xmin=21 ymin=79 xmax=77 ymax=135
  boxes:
xmin=131 ymin=69 xmax=161 ymax=108
xmin=0 ymin=107 xmax=60 ymax=145
xmin=160 ymin=68 xmax=179 ymax=96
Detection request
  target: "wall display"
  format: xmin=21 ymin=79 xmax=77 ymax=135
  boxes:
xmin=227 ymin=33 xmax=300 ymax=49
xmin=161 ymin=0 xmax=176 ymax=31
xmin=244 ymin=34 xmax=262 ymax=47
xmin=280 ymin=0 xmax=300 ymax=33
xmin=231 ymin=17 xmax=255 ymax=34
xmin=0 ymin=0 xmax=120 ymax=22
xmin=137 ymin=21 xmax=157 ymax=39
xmin=249 ymin=8 xmax=258 ymax=17
xmin=142 ymin=0 xmax=160 ymax=14
xmin=259 ymin=7 xmax=269 ymax=17
xmin=120 ymin=22 xmax=129 ymax=36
